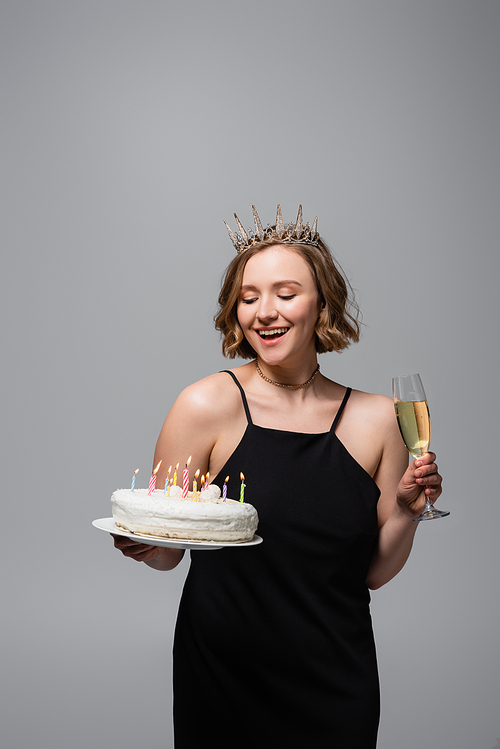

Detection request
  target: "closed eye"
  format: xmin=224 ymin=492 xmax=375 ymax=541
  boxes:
xmin=278 ymin=294 xmax=296 ymax=300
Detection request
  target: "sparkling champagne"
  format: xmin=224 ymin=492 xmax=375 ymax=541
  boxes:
xmin=394 ymin=400 xmax=431 ymax=459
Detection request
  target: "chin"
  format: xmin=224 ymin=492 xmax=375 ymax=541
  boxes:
xmin=254 ymin=339 xmax=288 ymax=357
xmin=258 ymin=350 xmax=297 ymax=368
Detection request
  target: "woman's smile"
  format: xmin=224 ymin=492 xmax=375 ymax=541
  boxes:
xmin=255 ymin=326 xmax=290 ymax=342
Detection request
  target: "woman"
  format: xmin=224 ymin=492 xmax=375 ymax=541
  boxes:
xmin=113 ymin=205 xmax=442 ymax=748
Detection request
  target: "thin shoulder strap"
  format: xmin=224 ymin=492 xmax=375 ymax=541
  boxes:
xmin=331 ymin=387 xmax=352 ymax=432
xmin=221 ymin=370 xmax=253 ymax=425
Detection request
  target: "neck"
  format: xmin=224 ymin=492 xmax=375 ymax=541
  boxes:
xmin=255 ymin=357 xmax=320 ymax=389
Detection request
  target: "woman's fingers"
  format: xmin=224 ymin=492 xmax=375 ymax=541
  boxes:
xmin=413 ymin=455 xmax=443 ymax=503
xmin=111 ymin=534 xmax=162 ymax=561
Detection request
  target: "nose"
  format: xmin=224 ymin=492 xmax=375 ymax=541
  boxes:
xmin=256 ymin=294 xmax=278 ymax=323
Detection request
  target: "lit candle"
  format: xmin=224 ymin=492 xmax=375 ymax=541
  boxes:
xmin=222 ymin=475 xmax=229 ymax=501
xmin=148 ymin=460 xmax=162 ymax=496
xmin=130 ymin=468 xmax=139 ymax=492
xmin=204 ymin=471 xmax=210 ymax=490
xmin=166 ymin=465 xmax=172 ymax=496
xmin=239 ymin=472 xmax=245 ymax=503
xmin=172 ymin=463 xmax=179 ymax=486
xmin=192 ymin=469 xmax=200 ymax=500
xmin=182 ymin=456 xmax=192 ymax=499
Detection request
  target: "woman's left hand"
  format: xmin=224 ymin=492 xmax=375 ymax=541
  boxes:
xmin=396 ymin=451 xmax=443 ymax=517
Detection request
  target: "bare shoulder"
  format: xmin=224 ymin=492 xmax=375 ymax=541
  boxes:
xmin=348 ymin=389 xmax=397 ymax=432
xmin=169 ymin=370 xmax=242 ymax=424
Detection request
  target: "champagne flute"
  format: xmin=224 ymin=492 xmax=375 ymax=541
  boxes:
xmin=392 ymin=373 xmax=449 ymax=521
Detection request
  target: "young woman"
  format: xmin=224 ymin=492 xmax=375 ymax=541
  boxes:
xmin=112 ymin=206 xmax=442 ymax=748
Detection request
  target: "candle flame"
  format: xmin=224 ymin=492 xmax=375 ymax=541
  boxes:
xmin=186 ymin=455 xmax=192 ymax=467
xmin=194 ymin=468 xmax=200 ymax=478
xmin=134 ymin=468 xmax=139 ymax=475
xmin=240 ymin=472 xmax=245 ymax=481
xmin=167 ymin=465 xmax=172 ymax=475
xmin=200 ymin=475 xmax=205 ymax=485
xmin=153 ymin=460 xmax=162 ymax=475
xmin=224 ymin=475 xmax=229 ymax=483
xmin=175 ymin=463 xmax=179 ymax=470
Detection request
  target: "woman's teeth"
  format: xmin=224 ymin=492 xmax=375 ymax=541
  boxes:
xmin=258 ymin=327 xmax=289 ymax=339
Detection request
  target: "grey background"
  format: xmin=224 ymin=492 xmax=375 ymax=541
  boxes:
xmin=1 ymin=1 xmax=499 ymax=747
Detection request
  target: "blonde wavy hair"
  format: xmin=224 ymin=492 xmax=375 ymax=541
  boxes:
xmin=214 ymin=237 xmax=361 ymax=359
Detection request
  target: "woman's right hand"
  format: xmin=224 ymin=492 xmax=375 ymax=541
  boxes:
xmin=111 ymin=534 xmax=163 ymax=561
xmin=111 ymin=534 xmax=184 ymax=570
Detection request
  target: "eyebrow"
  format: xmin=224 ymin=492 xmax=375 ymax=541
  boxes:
xmin=240 ymin=280 xmax=303 ymax=291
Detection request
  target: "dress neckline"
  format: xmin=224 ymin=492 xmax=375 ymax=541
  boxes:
xmin=221 ymin=370 xmax=352 ymax=434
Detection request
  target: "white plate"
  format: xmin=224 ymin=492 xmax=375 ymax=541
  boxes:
xmin=92 ymin=517 xmax=263 ymax=550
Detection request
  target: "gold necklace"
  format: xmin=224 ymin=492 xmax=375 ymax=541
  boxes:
xmin=256 ymin=361 xmax=320 ymax=390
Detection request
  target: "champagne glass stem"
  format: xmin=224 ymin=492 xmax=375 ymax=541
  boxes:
xmin=422 ymin=497 xmax=435 ymax=515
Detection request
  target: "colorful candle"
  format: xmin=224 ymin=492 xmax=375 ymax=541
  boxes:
xmin=239 ymin=472 xmax=245 ymax=503
xmin=164 ymin=477 xmax=169 ymax=494
xmin=172 ymin=463 xmax=179 ymax=486
xmin=148 ymin=460 xmax=162 ymax=496
xmin=130 ymin=468 xmax=139 ymax=492
xmin=192 ymin=469 xmax=200 ymax=500
xmin=222 ymin=475 xmax=229 ymax=501
xmin=204 ymin=471 xmax=210 ymax=490
xmin=182 ymin=456 xmax=192 ymax=499
xmin=166 ymin=465 xmax=172 ymax=496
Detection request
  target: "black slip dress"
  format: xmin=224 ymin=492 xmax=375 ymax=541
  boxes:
xmin=173 ymin=371 xmax=381 ymax=748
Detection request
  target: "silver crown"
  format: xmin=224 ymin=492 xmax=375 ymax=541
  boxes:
xmin=224 ymin=205 xmax=319 ymax=254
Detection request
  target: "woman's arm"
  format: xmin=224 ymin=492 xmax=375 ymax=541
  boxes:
xmin=110 ymin=373 xmax=240 ymax=571
xmin=365 ymin=400 xmax=443 ymax=590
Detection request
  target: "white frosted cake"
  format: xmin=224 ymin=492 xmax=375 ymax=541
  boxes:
xmin=111 ymin=484 xmax=258 ymax=542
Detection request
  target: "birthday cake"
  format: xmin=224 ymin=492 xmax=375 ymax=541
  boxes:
xmin=111 ymin=484 xmax=258 ymax=542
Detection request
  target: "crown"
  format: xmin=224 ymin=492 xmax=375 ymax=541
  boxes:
xmin=224 ymin=205 xmax=319 ymax=254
